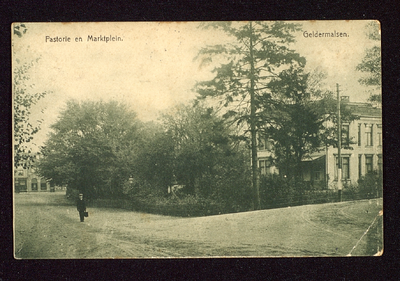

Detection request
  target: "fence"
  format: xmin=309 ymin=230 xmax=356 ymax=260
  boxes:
xmin=261 ymin=188 xmax=381 ymax=210
xmin=67 ymin=184 xmax=382 ymax=217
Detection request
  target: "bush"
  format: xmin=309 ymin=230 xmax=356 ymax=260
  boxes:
xmin=66 ymin=187 xmax=79 ymax=199
xmin=358 ymin=170 xmax=383 ymax=199
xmin=127 ymin=193 xmax=224 ymax=217
xmin=259 ymin=175 xmax=300 ymax=209
xmin=342 ymin=182 xmax=359 ymax=201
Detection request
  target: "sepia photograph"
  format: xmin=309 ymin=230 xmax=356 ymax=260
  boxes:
xmin=13 ymin=21 xmax=382 ymax=258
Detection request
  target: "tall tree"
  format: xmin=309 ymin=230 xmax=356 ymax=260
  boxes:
xmin=195 ymin=21 xmax=304 ymax=209
xmin=37 ymin=100 xmax=141 ymax=199
xmin=356 ymin=21 xmax=381 ymax=103
xmin=259 ymin=68 xmax=326 ymax=181
xmin=131 ymin=121 xmax=175 ymax=194
xmin=162 ymin=103 xmax=234 ymax=196
xmin=13 ymin=23 xmax=48 ymax=168
xmin=259 ymin=67 xmax=358 ymax=183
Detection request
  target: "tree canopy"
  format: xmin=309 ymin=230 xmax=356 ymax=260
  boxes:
xmin=161 ymin=102 xmax=252 ymax=209
xmin=258 ymin=67 xmax=357 ymax=181
xmin=356 ymin=21 xmax=381 ymax=103
xmin=37 ymin=100 xmax=141 ymax=198
xmin=195 ymin=21 xmax=305 ymax=209
xmin=13 ymin=24 xmax=48 ymax=168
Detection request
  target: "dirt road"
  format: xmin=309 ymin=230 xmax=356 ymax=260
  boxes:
xmin=14 ymin=192 xmax=383 ymax=258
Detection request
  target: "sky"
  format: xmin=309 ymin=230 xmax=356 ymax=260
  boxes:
xmin=12 ymin=20 xmax=380 ymax=151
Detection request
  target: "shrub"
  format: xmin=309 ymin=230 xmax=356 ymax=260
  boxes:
xmin=342 ymin=182 xmax=359 ymax=201
xmin=358 ymin=170 xmax=383 ymax=199
xmin=259 ymin=175 xmax=300 ymax=209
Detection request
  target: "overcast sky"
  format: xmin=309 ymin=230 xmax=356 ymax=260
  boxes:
xmin=12 ymin=20 xmax=380 ymax=150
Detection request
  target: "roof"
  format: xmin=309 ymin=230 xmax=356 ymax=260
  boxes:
xmin=343 ymin=101 xmax=381 ymax=118
xmin=301 ymin=150 xmax=326 ymax=162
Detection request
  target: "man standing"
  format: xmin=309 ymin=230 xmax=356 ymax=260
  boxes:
xmin=77 ymin=193 xmax=86 ymax=222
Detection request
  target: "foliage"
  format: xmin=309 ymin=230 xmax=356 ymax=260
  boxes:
xmin=37 ymin=100 xmax=141 ymax=199
xmin=13 ymin=24 xmax=48 ymax=168
xmin=356 ymin=21 xmax=381 ymax=103
xmin=195 ymin=21 xmax=304 ymax=209
xmin=258 ymin=67 xmax=323 ymax=180
xmin=128 ymin=121 xmax=175 ymax=195
xmin=357 ymin=170 xmax=383 ymax=198
xmin=260 ymin=173 xmax=381 ymax=210
xmin=161 ymin=102 xmax=252 ymax=209
xmin=260 ymin=175 xmax=303 ymax=208
xmin=258 ymin=68 xmax=358 ymax=181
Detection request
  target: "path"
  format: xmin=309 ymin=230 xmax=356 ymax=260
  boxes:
xmin=14 ymin=192 xmax=383 ymax=258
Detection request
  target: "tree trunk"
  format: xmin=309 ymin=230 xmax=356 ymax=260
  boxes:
xmin=249 ymin=22 xmax=261 ymax=210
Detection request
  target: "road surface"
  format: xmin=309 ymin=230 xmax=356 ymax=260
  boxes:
xmin=14 ymin=192 xmax=383 ymax=258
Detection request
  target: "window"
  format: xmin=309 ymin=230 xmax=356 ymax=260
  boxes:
xmin=342 ymin=157 xmax=350 ymax=179
xmin=335 ymin=156 xmax=350 ymax=180
xmin=31 ymin=178 xmax=38 ymax=191
xmin=259 ymin=138 xmax=272 ymax=151
xmin=358 ymin=154 xmax=362 ymax=178
xmin=265 ymin=140 xmax=273 ymax=150
xmin=358 ymin=124 xmax=361 ymax=146
xmin=365 ymin=155 xmax=373 ymax=174
xmin=377 ymin=124 xmax=382 ymax=146
xmin=259 ymin=160 xmax=265 ymax=175
xmin=259 ymin=159 xmax=271 ymax=175
xmin=365 ymin=124 xmax=373 ymax=146
xmin=16 ymin=179 xmax=27 ymax=192
xmin=378 ymin=154 xmax=382 ymax=172
xmin=314 ymin=171 xmax=322 ymax=181
xmin=342 ymin=124 xmax=349 ymax=146
xmin=41 ymin=182 xmax=47 ymax=191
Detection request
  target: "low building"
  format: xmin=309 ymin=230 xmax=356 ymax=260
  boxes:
xmin=14 ymin=165 xmax=51 ymax=192
xmin=257 ymin=98 xmax=382 ymax=189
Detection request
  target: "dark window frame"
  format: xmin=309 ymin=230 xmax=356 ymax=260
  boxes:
xmin=365 ymin=124 xmax=373 ymax=146
xmin=365 ymin=155 xmax=373 ymax=174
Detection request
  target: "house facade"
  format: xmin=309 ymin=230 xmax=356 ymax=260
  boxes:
xmin=257 ymin=98 xmax=382 ymax=189
xmin=14 ymin=165 xmax=51 ymax=192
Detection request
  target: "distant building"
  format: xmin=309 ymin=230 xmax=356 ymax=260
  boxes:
xmin=14 ymin=165 xmax=51 ymax=192
xmin=257 ymin=98 xmax=382 ymax=189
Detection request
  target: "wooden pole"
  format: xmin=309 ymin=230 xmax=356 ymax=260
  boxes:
xmin=337 ymin=83 xmax=342 ymax=201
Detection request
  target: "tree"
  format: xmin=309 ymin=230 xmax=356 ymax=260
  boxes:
xmin=160 ymin=102 xmax=252 ymax=210
xmin=162 ymin=103 xmax=230 ymax=194
xmin=259 ymin=68 xmax=326 ymax=181
xmin=195 ymin=21 xmax=304 ymax=209
xmin=356 ymin=21 xmax=381 ymax=103
xmin=130 ymin=121 xmax=175 ymax=194
xmin=36 ymin=100 xmax=141 ymax=199
xmin=13 ymin=23 xmax=48 ymax=168
xmin=259 ymin=67 xmax=358 ymax=183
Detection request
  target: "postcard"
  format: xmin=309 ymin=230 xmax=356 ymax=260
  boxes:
xmin=13 ymin=21 xmax=382 ymax=258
